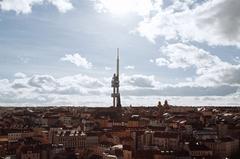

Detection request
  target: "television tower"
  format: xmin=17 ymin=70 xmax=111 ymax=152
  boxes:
xmin=111 ymin=48 xmax=121 ymax=108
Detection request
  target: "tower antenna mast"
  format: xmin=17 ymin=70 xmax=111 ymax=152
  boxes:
xmin=111 ymin=48 xmax=121 ymax=108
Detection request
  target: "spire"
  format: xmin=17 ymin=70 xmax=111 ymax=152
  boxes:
xmin=117 ymin=48 xmax=119 ymax=78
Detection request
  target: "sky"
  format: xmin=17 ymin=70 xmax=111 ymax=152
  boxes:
xmin=0 ymin=0 xmax=240 ymax=106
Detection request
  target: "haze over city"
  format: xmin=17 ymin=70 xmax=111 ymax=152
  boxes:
xmin=1 ymin=0 xmax=240 ymax=106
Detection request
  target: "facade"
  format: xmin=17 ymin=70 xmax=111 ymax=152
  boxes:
xmin=123 ymin=145 xmax=132 ymax=159
xmin=86 ymin=133 xmax=99 ymax=148
xmin=8 ymin=132 xmax=34 ymax=143
xmin=52 ymin=130 xmax=86 ymax=149
xmin=188 ymin=143 xmax=213 ymax=158
xmin=153 ymin=132 xmax=179 ymax=150
xmin=204 ymin=137 xmax=239 ymax=158
xmin=60 ymin=116 xmax=72 ymax=126
xmin=18 ymin=145 xmax=40 ymax=159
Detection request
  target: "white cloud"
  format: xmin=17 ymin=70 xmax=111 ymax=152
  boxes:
xmin=48 ymin=0 xmax=73 ymax=13
xmin=0 ymin=72 xmax=240 ymax=106
xmin=160 ymin=43 xmax=223 ymax=69
xmin=121 ymin=74 xmax=158 ymax=88
xmin=95 ymin=0 xmax=237 ymax=46
xmin=234 ymin=56 xmax=240 ymax=64
xmin=155 ymin=58 xmax=169 ymax=66
xmin=0 ymin=0 xmax=73 ymax=14
xmin=136 ymin=0 xmax=240 ymax=47
xmin=0 ymin=0 xmax=42 ymax=14
xmin=60 ymin=53 xmax=93 ymax=69
xmin=28 ymin=74 xmax=58 ymax=92
xmin=156 ymin=43 xmax=240 ymax=86
xmin=124 ymin=65 xmax=135 ymax=70
xmin=105 ymin=66 xmax=112 ymax=70
xmin=14 ymin=72 xmax=27 ymax=78
xmin=58 ymin=74 xmax=104 ymax=89
xmin=0 ymin=73 xmax=109 ymax=105
xmin=137 ymin=10 xmax=177 ymax=43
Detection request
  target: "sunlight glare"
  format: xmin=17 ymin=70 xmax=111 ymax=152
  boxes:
xmin=96 ymin=0 xmax=158 ymax=16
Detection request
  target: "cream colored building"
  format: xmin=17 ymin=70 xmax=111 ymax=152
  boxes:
xmin=204 ymin=137 xmax=239 ymax=158
xmin=52 ymin=129 xmax=86 ymax=149
xmin=153 ymin=132 xmax=179 ymax=150
xmin=8 ymin=132 xmax=34 ymax=142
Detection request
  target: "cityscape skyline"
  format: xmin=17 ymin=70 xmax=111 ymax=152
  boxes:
xmin=0 ymin=0 xmax=240 ymax=106
xmin=1 ymin=1 xmax=240 ymax=158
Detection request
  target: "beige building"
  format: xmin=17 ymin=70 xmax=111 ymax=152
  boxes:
xmin=153 ymin=132 xmax=179 ymax=150
xmin=52 ymin=129 xmax=86 ymax=149
xmin=59 ymin=116 xmax=72 ymax=126
xmin=123 ymin=145 xmax=132 ymax=159
xmin=8 ymin=131 xmax=34 ymax=143
xmin=204 ymin=137 xmax=239 ymax=158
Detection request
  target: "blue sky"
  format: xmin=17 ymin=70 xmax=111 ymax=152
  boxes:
xmin=0 ymin=0 xmax=240 ymax=106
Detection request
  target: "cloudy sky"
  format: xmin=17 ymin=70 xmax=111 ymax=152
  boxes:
xmin=0 ymin=0 xmax=240 ymax=106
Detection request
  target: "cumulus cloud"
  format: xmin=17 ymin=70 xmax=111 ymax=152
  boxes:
xmin=28 ymin=75 xmax=58 ymax=92
xmin=158 ymin=43 xmax=223 ymax=69
xmin=155 ymin=58 xmax=169 ymax=66
xmin=0 ymin=72 xmax=240 ymax=106
xmin=12 ymin=83 xmax=28 ymax=89
xmin=0 ymin=0 xmax=42 ymax=14
xmin=95 ymin=0 xmax=240 ymax=46
xmin=105 ymin=66 xmax=112 ymax=71
xmin=156 ymin=43 xmax=240 ymax=86
xmin=0 ymin=0 xmax=73 ymax=14
xmin=0 ymin=73 xmax=109 ymax=105
xmin=48 ymin=0 xmax=73 ymax=13
xmin=14 ymin=72 xmax=27 ymax=78
xmin=60 ymin=53 xmax=93 ymax=69
xmin=124 ymin=65 xmax=135 ymax=70
xmin=136 ymin=0 xmax=240 ymax=47
xmin=121 ymin=74 xmax=158 ymax=88
xmin=58 ymin=74 xmax=104 ymax=89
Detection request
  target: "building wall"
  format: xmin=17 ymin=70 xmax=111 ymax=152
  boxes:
xmin=86 ymin=136 xmax=98 ymax=148
xmin=153 ymin=137 xmax=179 ymax=150
xmin=8 ymin=132 xmax=34 ymax=142
xmin=154 ymin=154 xmax=174 ymax=159
xmin=128 ymin=121 xmax=139 ymax=128
xmin=51 ymin=130 xmax=86 ymax=149
xmin=123 ymin=150 xmax=132 ymax=159
xmin=190 ymin=150 xmax=212 ymax=157
xmin=21 ymin=151 xmax=40 ymax=159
